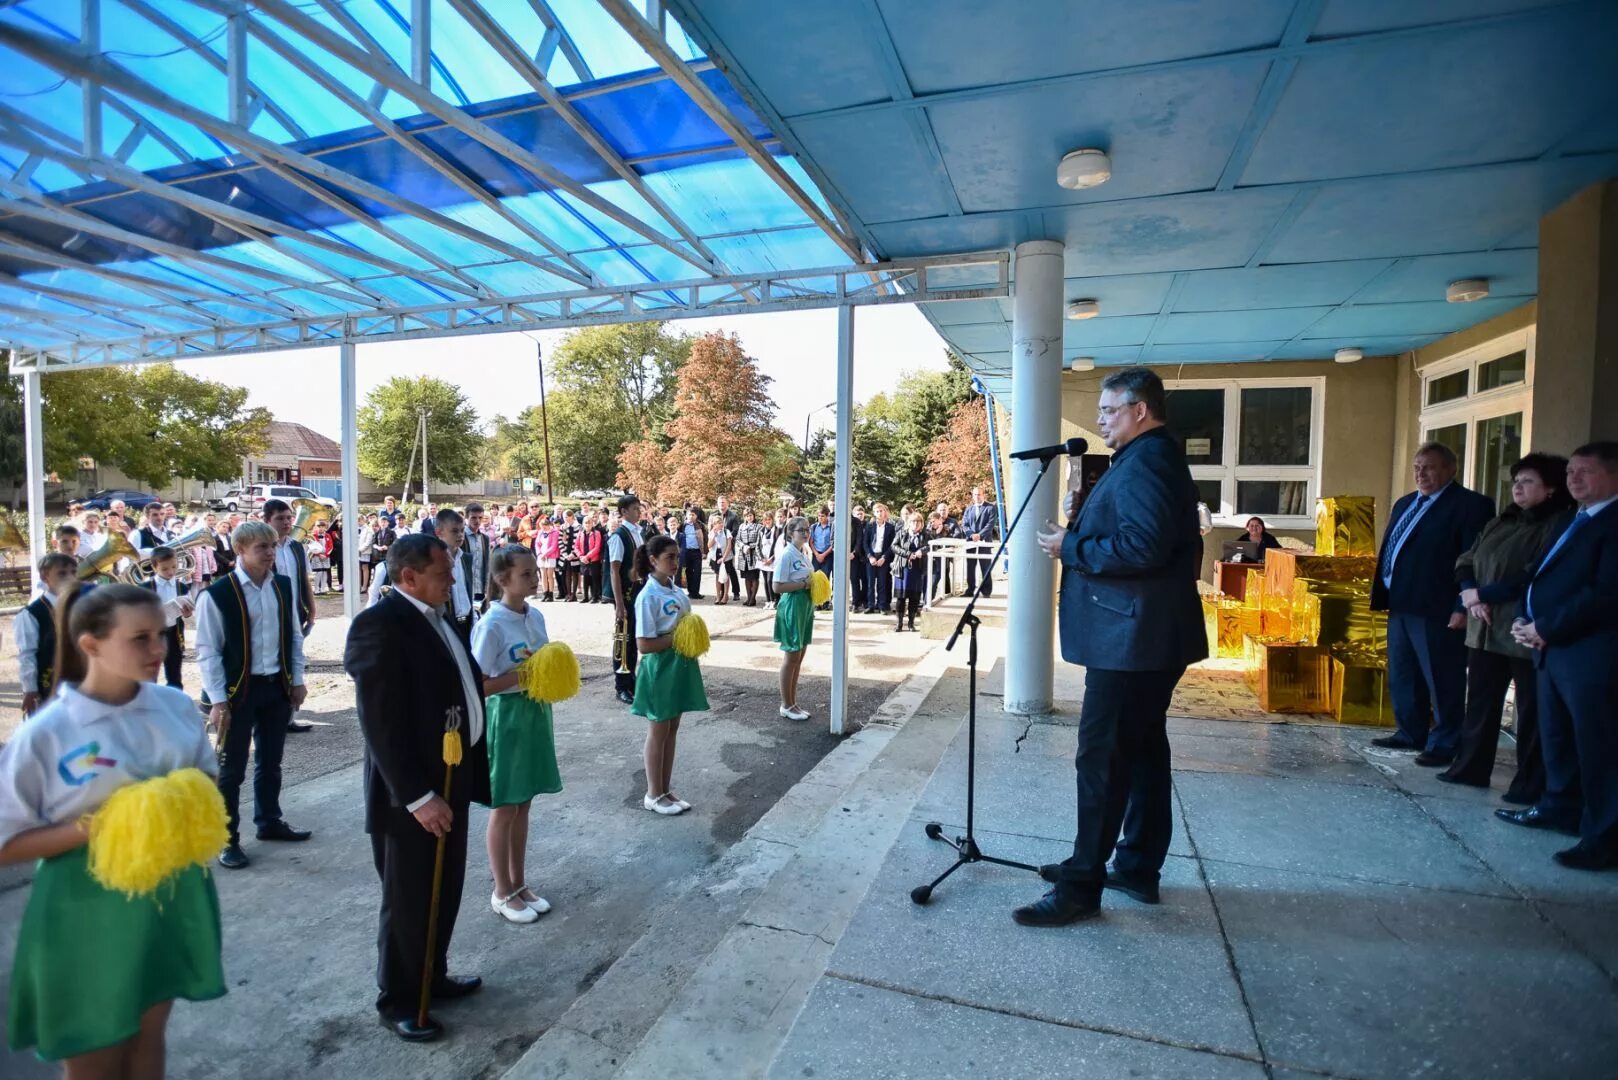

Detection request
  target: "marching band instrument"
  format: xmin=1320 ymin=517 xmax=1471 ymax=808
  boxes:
xmin=289 ymin=498 xmax=334 ymax=543
xmin=613 ymin=615 xmax=631 ymax=675
xmin=76 ymin=532 xmax=142 ymax=582
xmin=163 ymin=526 xmax=216 ymax=578
xmin=0 ymin=513 xmax=26 ymax=556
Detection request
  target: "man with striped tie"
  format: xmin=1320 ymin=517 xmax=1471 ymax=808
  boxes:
xmin=1495 ymin=442 xmax=1618 ymax=871
xmin=1369 ymin=443 xmax=1496 ymax=766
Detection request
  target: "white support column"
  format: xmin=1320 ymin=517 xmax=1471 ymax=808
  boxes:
xmin=226 ymin=14 xmax=249 ymax=128
xmin=411 ymin=0 xmax=432 ymax=89
xmin=1004 ymin=240 xmax=1064 ymax=715
xmin=829 ymin=304 xmax=855 ymax=736
xmin=81 ymin=0 xmax=102 ymax=158
xmin=339 ymin=342 xmax=361 ymax=620
xmin=22 ymin=369 xmax=46 ymax=591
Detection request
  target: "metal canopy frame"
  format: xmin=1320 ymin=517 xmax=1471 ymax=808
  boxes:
xmin=12 ymin=250 xmax=1009 ymax=370
xmin=0 ymin=0 xmax=877 ymax=370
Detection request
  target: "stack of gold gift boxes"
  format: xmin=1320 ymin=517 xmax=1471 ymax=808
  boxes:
xmin=1201 ymin=496 xmax=1393 ymax=724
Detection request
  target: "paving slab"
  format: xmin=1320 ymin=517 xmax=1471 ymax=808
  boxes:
xmin=824 ymin=825 xmax=1259 ymax=1059
xmin=1170 ymin=727 xmax=1393 ymax=789
xmin=1539 ymin=900 xmax=1618 ymax=981
xmin=767 ymin=976 xmax=1266 ymax=1080
xmin=1174 ymin=771 xmax=1511 ymax=897
xmin=1323 ymin=726 xmax=1522 ymax=804
xmin=912 ymin=715 xmax=1194 ymax=858
xmin=1411 ymin=793 xmax=1618 ymax=909
xmin=1204 ymin=859 xmax=1618 ymax=1080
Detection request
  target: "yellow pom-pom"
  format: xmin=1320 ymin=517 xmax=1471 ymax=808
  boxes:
xmin=87 ymin=767 xmax=228 ymax=898
xmin=809 ymin=570 xmax=832 ymax=607
xmin=672 ymin=613 xmax=711 ymax=659
xmin=519 ymin=641 xmax=581 ymax=704
xmin=442 ymin=729 xmax=463 ymax=766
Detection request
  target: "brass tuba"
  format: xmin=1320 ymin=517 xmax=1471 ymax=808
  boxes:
xmin=163 ymin=526 xmax=217 ymax=578
xmin=0 ymin=513 xmax=26 ymax=556
xmin=77 ymin=532 xmax=142 ymax=581
xmin=289 ymin=498 xmax=334 ymax=543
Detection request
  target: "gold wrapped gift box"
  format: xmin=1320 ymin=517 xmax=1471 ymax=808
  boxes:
xmin=1331 ymin=653 xmax=1394 ymax=727
xmin=1204 ymin=596 xmax=1248 ymax=659
xmin=1315 ymin=496 xmax=1377 ymax=557
xmin=1243 ymin=635 xmax=1333 ymax=713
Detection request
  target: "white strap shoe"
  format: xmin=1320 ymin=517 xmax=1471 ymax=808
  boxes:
xmin=491 ymin=890 xmax=539 ymax=924
xmin=643 ymin=793 xmax=685 ymax=815
xmin=516 ymin=885 xmax=551 ymax=914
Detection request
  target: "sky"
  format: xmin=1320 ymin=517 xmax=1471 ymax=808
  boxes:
xmin=171 ymin=305 xmax=953 ymax=452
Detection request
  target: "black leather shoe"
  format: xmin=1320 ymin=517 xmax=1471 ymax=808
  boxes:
xmin=286 ymin=719 xmax=314 ymax=734
xmin=256 ymin=821 xmax=312 ymax=842
xmin=1494 ymin=806 xmax=1579 ymax=836
xmin=1413 ymin=752 xmax=1454 ymax=768
xmin=431 ymin=974 xmax=483 ymax=1000
xmin=218 ymin=843 xmax=249 ymax=869
xmin=1012 ymin=888 xmax=1100 ymax=927
xmin=1500 ymin=790 xmax=1538 ymax=806
xmin=1371 ymin=735 xmax=1420 ymax=750
xmin=615 ymin=689 xmax=635 ymax=705
xmin=1552 ymin=845 xmax=1618 ymax=871
xmin=1435 ymin=771 xmax=1488 ymax=788
xmin=380 ymin=1013 xmax=443 ymax=1042
xmin=1103 ymin=866 xmax=1161 ymax=905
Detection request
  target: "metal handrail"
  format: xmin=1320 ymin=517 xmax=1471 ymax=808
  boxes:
xmin=922 ymin=537 xmax=998 ymax=609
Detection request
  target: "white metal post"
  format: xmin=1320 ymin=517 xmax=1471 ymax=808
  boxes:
xmin=829 ymin=305 xmax=855 ymax=735
xmin=22 ymin=369 xmax=46 ymax=590
xmin=420 ymin=409 xmax=430 ymax=506
xmin=340 ymin=341 xmax=360 ymax=619
xmin=1004 ymin=241 xmax=1063 ymax=715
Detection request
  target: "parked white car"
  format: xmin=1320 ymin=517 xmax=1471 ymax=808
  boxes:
xmin=211 ymin=484 xmax=338 ymax=513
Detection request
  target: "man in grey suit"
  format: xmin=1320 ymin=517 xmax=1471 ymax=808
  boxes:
xmin=1018 ymin=368 xmax=1208 ymax=926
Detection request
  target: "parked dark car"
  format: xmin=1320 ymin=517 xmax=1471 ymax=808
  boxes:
xmin=80 ymin=488 xmax=162 ymax=512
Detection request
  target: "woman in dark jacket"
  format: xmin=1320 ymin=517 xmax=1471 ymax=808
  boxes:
xmin=1243 ymin=516 xmax=1284 ymax=559
xmin=1442 ymin=453 xmax=1573 ymax=800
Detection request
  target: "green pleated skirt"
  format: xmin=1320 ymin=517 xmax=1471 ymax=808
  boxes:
xmin=486 ymin=693 xmax=563 ymax=806
xmin=9 ymin=845 xmax=225 ymax=1062
xmin=632 ymin=649 xmax=709 ymax=722
xmin=774 ymin=589 xmax=814 ymax=653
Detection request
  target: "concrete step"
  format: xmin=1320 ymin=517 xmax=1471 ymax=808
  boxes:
xmin=919 ymin=593 xmax=1007 ymax=639
xmin=502 ymin=644 xmax=966 ymax=1080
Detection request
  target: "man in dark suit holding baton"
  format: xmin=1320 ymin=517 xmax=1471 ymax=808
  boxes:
xmin=1019 ymin=368 xmax=1207 ymax=926
xmin=344 ymin=533 xmax=492 ymax=1040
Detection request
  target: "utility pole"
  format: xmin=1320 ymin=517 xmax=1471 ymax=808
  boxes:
xmin=420 ymin=408 xmax=431 ymax=506
xmin=537 ymin=341 xmax=554 ymax=502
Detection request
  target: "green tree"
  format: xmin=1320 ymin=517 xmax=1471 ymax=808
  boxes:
xmin=357 ymin=376 xmax=483 ymax=487
xmin=0 ymin=352 xmax=26 ymax=504
xmin=550 ymin=322 xmax=691 ymax=435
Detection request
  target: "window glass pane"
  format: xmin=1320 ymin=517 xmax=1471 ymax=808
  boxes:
xmin=1238 ymin=387 xmax=1312 ymax=466
xmin=1193 ymin=479 xmax=1222 ymax=513
xmin=1478 ymin=350 xmax=1527 ymax=392
xmin=1236 ymin=480 xmax=1309 ymax=517
xmin=1476 ymin=412 xmax=1523 ymax=510
xmin=1165 ymin=388 xmax=1225 ymax=465
xmin=1426 ymin=369 xmax=1469 ymax=405
xmin=1424 ymin=423 xmax=1467 ymax=465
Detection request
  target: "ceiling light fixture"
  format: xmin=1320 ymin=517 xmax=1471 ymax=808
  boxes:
xmin=1065 ymin=299 xmax=1100 ymax=320
xmin=1334 ymin=347 xmax=1363 ymax=364
xmin=1446 ymin=278 xmax=1490 ymax=303
xmin=1057 ymin=148 xmax=1111 ymax=190
xmin=1070 ymin=357 xmax=1096 ymax=371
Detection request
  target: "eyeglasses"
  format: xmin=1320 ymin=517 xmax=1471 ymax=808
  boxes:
xmin=1096 ymin=403 xmax=1137 ymax=419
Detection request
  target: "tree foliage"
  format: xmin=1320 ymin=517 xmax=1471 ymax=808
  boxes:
xmin=4 ymin=358 xmax=270 ymax=491
xmin=925 ymin=399 xmax=995 ymax=510
xmin=618 ymin=331 xmax=796 ymax=504
xmin=357 ymin=375 xmax=483 ymax=487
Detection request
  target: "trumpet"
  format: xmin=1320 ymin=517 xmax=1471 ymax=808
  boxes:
xmin=289 ymin=498 xmax=334 ymax=544
xmin=613 ymin=615 xmax=631 ymax=675
xmin=77 ymin=532 xmax=142 ymax=582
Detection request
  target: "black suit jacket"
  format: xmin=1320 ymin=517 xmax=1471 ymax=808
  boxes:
xmin=1371 ymin=484 xmax=1496 ymax=620
xmin=344 ymin=589 xmax=491 ymax=833
xmin=1059 ymin=427 xmax=1207 ymax=672
xmin=865 ymin=519 xmax=896 ymax=563
xmin=1525 ymin=505 xmax=1618 ymax=668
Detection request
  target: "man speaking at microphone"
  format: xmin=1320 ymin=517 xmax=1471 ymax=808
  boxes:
xmin=1016 ymin=368 xmax=1207 ymax=927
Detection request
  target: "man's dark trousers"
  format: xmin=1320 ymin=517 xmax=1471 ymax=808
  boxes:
xmin=1051 ymin=667 xmax=1181 ymax=891
xmin=867 ymin=561 xmax=892 ymax=613
xmin=371 ymin=787 xmax=469 ymax=1018
xmin=1387 ymin=611 xmax=1467 ymax=755
xmin=964 ymin=553 xmax=993 ymax=597
xmin=217 ymin=675 xmax=292 ymax=843
xmin=161 ymin=623 xmax=184 ymax=689
xmin=850 ymin=554 xmax=868 ymax=609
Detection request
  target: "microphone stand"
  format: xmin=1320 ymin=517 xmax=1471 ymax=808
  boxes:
xmin=911 ymin=452 xmax=1060 ymax=905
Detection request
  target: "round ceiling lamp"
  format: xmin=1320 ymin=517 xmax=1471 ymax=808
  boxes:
xmin=1057 ymin=149 xmax=1111 ymax=190
xmin=1334 ymin=347 xmax=1363 ymax=364
xmin=1065 ymin=298 xmax=1101 ymax=320
xmin=1446 ymin=278 xmax=1490 ymax=303
xmin=1070 ymin=357 xmax=1096 ymax=371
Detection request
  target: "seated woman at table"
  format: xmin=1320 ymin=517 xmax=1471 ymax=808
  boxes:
xmin=1244 ymin=516 xmax=1284 ymax=558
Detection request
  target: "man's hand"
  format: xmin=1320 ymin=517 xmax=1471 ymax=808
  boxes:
xmin=1063 ymin=491 xmax=1079 ymax=520
xmin=20 ymin=692 xmax=38 ymax=716
xmin=1036 ymin=521 xmax=1066 ymax=559
xmin=208 ymin=703 xmax=230 ymax=754
xmin=1467 ymin=602 xmax=1492 ymax=625
xmin=1459 ymin=587 xmax=1481 ymax=608
xmin=291 ymin=684 xmax=308 ymax=710
xmin=1512 ymin=619 xmax=1546 ymax=651
xmin=413 ymin=795 xmax=453 ymax=838
xmin=971 ymin=532 xmax=981 ymax=541
xmin=1446 ymin=611 xmax=1467 ymax=631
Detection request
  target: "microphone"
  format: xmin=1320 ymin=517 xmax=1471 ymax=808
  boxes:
xmin=1009 ymin=437 xmax=1089 ymax=462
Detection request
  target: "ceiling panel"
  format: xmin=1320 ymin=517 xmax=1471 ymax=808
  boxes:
xmin=1311 ymin=0 xmax=1573 ymax=39
xmin=1142 ymin=341 xmax=1289 ymax=363
xmin=1307 ymin=296 xmax=1526 ymax=337
xmin=1049 ymin=188 xmax=1298 ymax=276
xmin=1059 ymin=273 xmax=1177 ymax=317
xmin=1063 ymin=314 xmax=1156 ymax=347
xmin=792 ymin=109 xmax=960 ymax=222
xmin=1156 ymin=306 xmax=1335 ymax=344
xmin=1173 ymin=261 xmax=1393 ymax=310
xmin=1352 ymin=250 xmax=1538 ymax=304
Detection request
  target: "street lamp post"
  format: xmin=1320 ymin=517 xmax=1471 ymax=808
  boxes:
xmin=803 ymin=400 xmax=837 ymax=453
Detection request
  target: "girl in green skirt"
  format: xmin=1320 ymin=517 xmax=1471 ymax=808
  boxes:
xmin=471 ymin=546 xmax=562 ymax=925
xmin=773 ymin=516 xmax=815 ymax=721
xmin=1 ymin=584 xmax=226 ymax=1075
xmin=632 ymin=534 xmax=709 ymax=815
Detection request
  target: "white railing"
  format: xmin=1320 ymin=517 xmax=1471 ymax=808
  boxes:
xmin=922 ymin=538 xmax=1000 ymax=609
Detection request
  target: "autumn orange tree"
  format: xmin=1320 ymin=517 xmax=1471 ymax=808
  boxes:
xmin=616 ymin=331 xmax=797 ymax=504
xmin=924 ymin=399 xmax=994 ymax=510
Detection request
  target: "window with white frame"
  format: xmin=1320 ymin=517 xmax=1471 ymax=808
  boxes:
xmin=1163 ymin=377 xmax=1325 ymax=529
xmin=1417 ymin=327 xmax=1534 ymax=510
